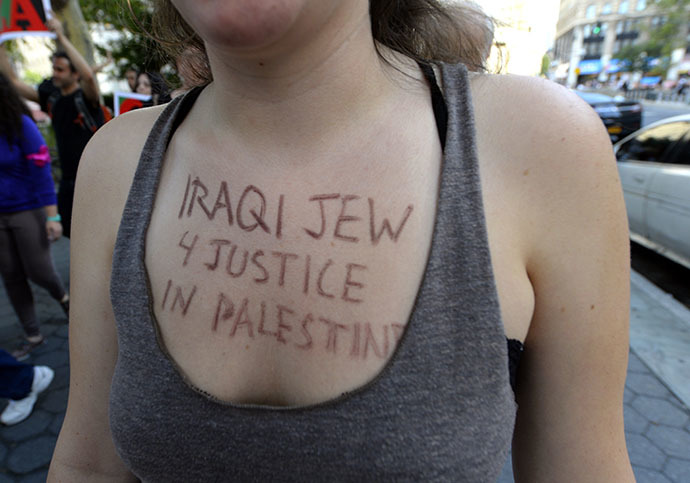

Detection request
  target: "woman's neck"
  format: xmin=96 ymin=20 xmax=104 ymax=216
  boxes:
xmin=195 ymin=4 xmax=419 ymax=154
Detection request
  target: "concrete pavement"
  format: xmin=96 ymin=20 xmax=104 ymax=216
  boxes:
xmin=1 ymin=238 xmax=689 ymax=482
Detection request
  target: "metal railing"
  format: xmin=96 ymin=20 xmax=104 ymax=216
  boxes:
xmin=625 ymin=88 xmax=690 ymax=104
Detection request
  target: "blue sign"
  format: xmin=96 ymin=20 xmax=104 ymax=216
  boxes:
xmin=578 ymin=59 xmax=603 ymax=75
xmin=640 ymin=76 xmax=662 ymax=86
xmin=606 ymin=59 xmax=628 ymax=73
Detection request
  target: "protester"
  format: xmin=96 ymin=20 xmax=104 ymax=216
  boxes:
xmin=50 ymin=1 xmax=634 ymax=480
xmin=0 ymin=17 xmax=103 ymax=239
xmin=135 ymin=71 xmax=172 ymax=106
xmin=0 ymin=349 xmax=54 ymax=425
xmin=124 ymin=66 xmax=139 ymax=92
xmin=0 ymin=72 xmax=69 ymax=360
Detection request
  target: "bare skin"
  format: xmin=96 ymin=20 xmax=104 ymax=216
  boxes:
xmin=48 ymin=1 xmax=633 ymax=481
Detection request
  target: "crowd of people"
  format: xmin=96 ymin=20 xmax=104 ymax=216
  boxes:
xmin=0 ymin=1 xmax=635 ymax=481
xmin=0 ymin=15 xmax=175 ymax=426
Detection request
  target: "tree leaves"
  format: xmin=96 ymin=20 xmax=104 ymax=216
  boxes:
xmin=614 ymin=0 xmax=690 ymax=75
xmin=81 ymin=0 xmax=169 ymax=76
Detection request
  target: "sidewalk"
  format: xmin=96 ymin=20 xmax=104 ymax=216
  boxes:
xmin=640 ymin=98 xmax=690 ymax=111
xmin=1 ymin=239 xmax=689 ymax=481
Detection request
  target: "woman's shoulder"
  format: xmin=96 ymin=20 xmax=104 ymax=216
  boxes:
xmin=78 ymin=104 xmax=168 ymax=186
xmin=20 ymin=113 xmax=35 ymax=125
xmin=469 ymin=72 xmax=607 ymax=145
xmin=86 ymin=104 xmax=167 ymax=157
xmin=468 ymin=72 xmax=615 ymax=195
xmin=20 ymin=113 xmax=40 ymax=134
xmin=74 ymin=104 xmax=169 ymax=234
xmin=468 ymin=72 xmax=624 ymax=274
xmin=22 ymin=114 xmax=39 ymax=137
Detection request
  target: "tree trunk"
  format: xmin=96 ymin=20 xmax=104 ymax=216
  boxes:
xmin=53 ymin=0 xmax=95 ymax=65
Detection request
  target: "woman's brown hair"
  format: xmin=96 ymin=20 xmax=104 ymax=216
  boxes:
xmin=0 ymin=71 xmax=34 ymax=141
xmin=146 ymin=0 xmax=494 ymax=85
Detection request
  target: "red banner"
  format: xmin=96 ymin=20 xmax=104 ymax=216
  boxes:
xmin=114 ymin=91 xmax=152 ymax=116
xmin=0 ymin=0 xmax=53 ymax=43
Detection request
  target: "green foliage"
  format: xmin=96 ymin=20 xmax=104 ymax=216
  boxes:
xmin=22 ymin=70 xmax=44 ymax=85
xmin=2 ymin=38 xmax=23 ymax=63
xmin=540 ymin=54 xmax=551 ymax=77
xmin=80 ymin=0 xmax=170 ymax=77
xmin=614 ymin=44 xmax=648 ymax=72
xmin=649 ymin=0 xmax=690 ymax=55
xmin=614 ymin=0 xmax=690 ymax=74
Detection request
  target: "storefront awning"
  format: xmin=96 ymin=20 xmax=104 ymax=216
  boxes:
xmin=640 ymin=76 xmax=662 ymax=86
xmin=606 ymin=59 xmax=627 ymax=73
xmin=578 ymin=59 xmax=603 ymax=75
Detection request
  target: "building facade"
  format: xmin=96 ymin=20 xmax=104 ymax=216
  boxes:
xmin=482 ymin=0 xmax=561 ymax=76
xmin=553 ymin=0 xmax=688 ymax=87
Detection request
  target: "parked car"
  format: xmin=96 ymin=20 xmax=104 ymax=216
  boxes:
xmin=614 ymin=115 xmax=690 ymax=269
xmin=575 ymin=90 xmax=642 ymax=141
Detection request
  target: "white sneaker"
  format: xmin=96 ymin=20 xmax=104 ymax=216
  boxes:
xmin=1 ymin=366 xmax=54 ymax=426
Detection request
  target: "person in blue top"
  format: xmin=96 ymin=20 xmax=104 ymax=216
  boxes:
xmin=0 ymin=72 xmax=69 ymax=360
xmin=0 ymin=17 xmax=103 ymax=239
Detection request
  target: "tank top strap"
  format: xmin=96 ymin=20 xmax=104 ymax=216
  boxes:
xmin=110 ymin=86 xmax=204 ymax=352
xmin=418 ymin=62 xmax=448 ymax=150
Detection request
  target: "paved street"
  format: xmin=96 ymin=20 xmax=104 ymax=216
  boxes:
xmin=1 ymin=238 xmax=689 ymax=481
xmin=641 ymin=100 xmax=690 ymax=127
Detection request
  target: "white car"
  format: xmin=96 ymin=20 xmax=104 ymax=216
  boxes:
xmin=614 ymin=115 xmax=690 ymax=269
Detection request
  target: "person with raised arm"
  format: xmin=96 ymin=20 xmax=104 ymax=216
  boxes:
xmin=0 ymin=16 xmax=103 ymax=238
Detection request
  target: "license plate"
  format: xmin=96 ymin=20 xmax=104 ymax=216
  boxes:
xmin=608 ymin=126 xmax=623 ymax=134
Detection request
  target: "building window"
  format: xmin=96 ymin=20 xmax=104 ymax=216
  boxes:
xmin=636 ymin=0 xmax=646 ymax=11
xmin=555 ymin=29 xmax=574 ymax=62
xmin=617 ymin=18 xmax=640 ymax=35
xmin=603 ymin=3 xmax=612 ymax=14
xmin=586 ymin=4 xmax=597 ymax=18
xmin=651 ymin=16 xmax=667 ymax=29
xmin=584 ymin=41 xmax=604 ymax=59
xmin=584 ymin=22 xmax=607 ymax=38
xmin=619 ymin=0 xmax=629 ymax=13
xmin=614 ymin=18 xmax=639 ymax=52
xmin=614 ymin=36 xmax=637 ymax=53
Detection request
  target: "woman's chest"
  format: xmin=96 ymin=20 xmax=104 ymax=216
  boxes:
xmin=144 ymin=156 xmax=440 ymax=405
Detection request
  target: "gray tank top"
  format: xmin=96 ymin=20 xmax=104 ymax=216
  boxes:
xmin=109 ymin=62 xmax=516 ymax=482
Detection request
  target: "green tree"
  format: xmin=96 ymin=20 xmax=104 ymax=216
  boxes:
xmin=540 ymin=53 xmax=551 ymax=77
xmin=650 ymin=0 xmax=690 ymax=55
xmin=615 ymin=0 xmax=690 ymax=75
xmin=52 ymin=0 xmax=97 ymax=65
xmin=614 ymin=43 xmax=663 ymax=74
xmin=80 ymin=0 xmax=169 ymax=77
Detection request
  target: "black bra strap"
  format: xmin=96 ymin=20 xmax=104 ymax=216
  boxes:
xmin=418 ymin=62 xmax=448 ymax=150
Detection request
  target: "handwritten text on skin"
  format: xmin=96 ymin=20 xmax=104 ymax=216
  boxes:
xmin=177 ymin=175 xmax=414 ymax=244
xmin=161 ymin=175 xmax=416 ymax=361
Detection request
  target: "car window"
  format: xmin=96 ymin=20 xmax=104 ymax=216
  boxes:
xmin=662 ymin=133 xmax=690 ymax=166
xmin=616 ymin=122 xmax=690 ymax=162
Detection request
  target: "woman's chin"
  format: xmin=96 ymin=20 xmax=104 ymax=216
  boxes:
xmin=174 ymin=0 xmax=306 ymax=51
